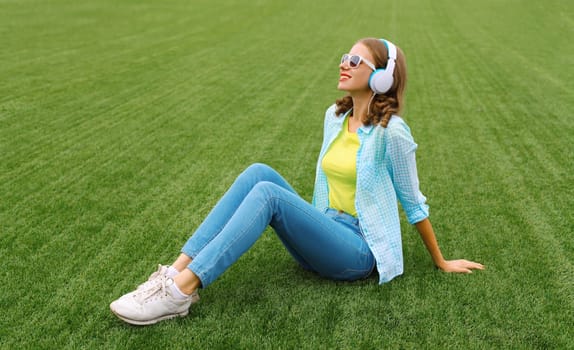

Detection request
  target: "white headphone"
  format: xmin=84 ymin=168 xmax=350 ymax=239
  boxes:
xmin=368 ymin=39 xmax=397 ymax=94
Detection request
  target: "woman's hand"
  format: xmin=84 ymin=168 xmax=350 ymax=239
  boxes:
xmin=437 ymin=259 xmax=484 ymax=273
xmin=415 ymin=219 xmax=485 ymax=274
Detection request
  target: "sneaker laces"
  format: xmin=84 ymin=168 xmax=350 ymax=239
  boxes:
xmin=147 ymin=265 xmax=165 ymax=281
xmin=135 ymin=265 xmax=167 ymax=291
xmin=134 ymin=275 xmax=171 ymax=304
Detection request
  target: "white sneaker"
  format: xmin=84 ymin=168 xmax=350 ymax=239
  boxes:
xmin=120 ymin=265 xmax=199 ymax=304
xmin=110 ymin=275 xmax=192 ymax=325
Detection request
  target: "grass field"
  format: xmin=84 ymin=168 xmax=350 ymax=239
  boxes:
xmin=1 ymin=0 xmax=573 ymax=348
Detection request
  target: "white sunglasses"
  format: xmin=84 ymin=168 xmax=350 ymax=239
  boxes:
xmin=340 ymin=53 xmax=376 ymax=71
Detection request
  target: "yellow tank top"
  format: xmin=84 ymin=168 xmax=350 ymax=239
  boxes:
xmin=320 ymin=116 xmax=360 ymax=216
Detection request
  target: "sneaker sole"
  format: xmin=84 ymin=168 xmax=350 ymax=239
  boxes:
xmin=109 ymin=295 xmax=199 ymax=326
xmin=110 ymin=306 xmax=189 ymax=326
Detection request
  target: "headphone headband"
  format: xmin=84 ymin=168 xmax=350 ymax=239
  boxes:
xmin=381 ymin=39 xmax=397 ymax=73
xmin=381 ymin=39 xmax=397 ymax=61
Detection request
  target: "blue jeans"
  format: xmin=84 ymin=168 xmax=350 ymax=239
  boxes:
xmin=181 ymin=163 xmax=375 ymax=287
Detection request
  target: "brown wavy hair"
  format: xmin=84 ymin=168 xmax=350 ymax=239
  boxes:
xmin=335 ymin=38 xmax=407 ymax=128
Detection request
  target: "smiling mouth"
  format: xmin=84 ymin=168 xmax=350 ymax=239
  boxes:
xmin=340 ymin=73 xmax=351 ymax=79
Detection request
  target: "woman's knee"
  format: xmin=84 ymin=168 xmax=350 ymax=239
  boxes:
xmin=243 ymin=163 xmax=274 ymax=176
xmin=239 ymin=163 xmax=280 ymax=184
xmin=238 ymin=163 xmax=295 ymax=196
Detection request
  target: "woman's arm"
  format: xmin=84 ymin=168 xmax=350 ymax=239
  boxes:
xmin=384 ymin=119 xmax=483 ymax=273
xmin=415 ymin=218 xmax=484 ymax=273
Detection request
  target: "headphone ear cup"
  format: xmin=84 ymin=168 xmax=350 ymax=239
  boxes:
xmin=369 ymin=69 xmax=394 ymax=94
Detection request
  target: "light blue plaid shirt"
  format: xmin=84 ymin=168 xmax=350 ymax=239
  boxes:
xmin=312 ymin=104 xmax=429 ymax=284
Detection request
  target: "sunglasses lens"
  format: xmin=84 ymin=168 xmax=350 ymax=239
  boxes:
xmin=349 ymin=55 xmax=361 ymax=68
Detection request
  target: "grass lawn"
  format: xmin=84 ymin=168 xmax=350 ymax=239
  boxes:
xmin=1 ymin=0 xmax=572 ymax=348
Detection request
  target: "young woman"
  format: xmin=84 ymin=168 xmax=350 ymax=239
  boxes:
xmin=110 ymin=37 xmax=484 ymax=325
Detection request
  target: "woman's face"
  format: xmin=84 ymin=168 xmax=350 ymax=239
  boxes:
xmin=337 ymin=42 xmax=375 ymax=95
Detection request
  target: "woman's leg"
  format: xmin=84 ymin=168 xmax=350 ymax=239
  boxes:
xmin=171 ymin=254 xmax=192 ymax=272
xmin=171 ymin=163 xmax=308 ymax=293
xmin=180 ymin=163 xmax=298 ymax=260
xmin=186 ymin=180 xmax=374 ymax=288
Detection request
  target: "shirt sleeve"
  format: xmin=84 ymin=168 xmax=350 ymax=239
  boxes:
xmin=385 ymin=119 xmax=429 ymax=224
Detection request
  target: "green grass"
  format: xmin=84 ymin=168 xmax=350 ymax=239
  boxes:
xmin=1 ymin=0 xmax=572 ymax=348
